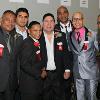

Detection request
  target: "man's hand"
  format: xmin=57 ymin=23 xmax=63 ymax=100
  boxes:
xmin=41 ymin=70 xmax=47 ymax=79
xmin=64 ymin=72 xmax=70 ymax=79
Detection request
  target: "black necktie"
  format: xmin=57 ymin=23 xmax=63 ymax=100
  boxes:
xmin=5 ymin=34 xmax=11 ymax=52
xmin=65 ymin=26 xmax=68 ymax=35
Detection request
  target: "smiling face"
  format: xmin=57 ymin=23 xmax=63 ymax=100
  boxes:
xmin=1 ymin=12 xmax=16 ymax=32
xmin=42 ymin=16 xmax=55 ymax=34
xmin=57 ymin=6 xmax=69 ymax=24
xmin=72 ymin=12 xmax=84 ymax=30
xmin=28 ymin=24 xmax=42 ymax=40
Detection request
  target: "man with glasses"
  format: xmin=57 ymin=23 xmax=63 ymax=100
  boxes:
xmin=68 ymin=12 xmax=99 ymax=100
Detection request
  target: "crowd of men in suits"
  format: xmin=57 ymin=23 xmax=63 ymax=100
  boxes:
xmin=0 ymin=6 xmax=100 ymax=100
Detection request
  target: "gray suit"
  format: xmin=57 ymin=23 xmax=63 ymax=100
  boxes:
xmin=68 ymin=27 xmax=99 ymax=100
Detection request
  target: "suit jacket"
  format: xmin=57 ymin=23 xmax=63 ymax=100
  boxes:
xmin=68 ymin=27 xmax=99 ymax=80
xmin=39 ymin=32 xmax=71 ymax=81
xmin=19 ymin=36 xmax=43 ymax=94
xmin=0 ymin=27 xmax=23 ymax=92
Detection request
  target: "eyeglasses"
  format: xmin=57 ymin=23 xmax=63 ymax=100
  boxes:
xmin=72 ymin=18 xmax=83 ymax=22
xmin=97 ymin=21 xmax=100 ymax=24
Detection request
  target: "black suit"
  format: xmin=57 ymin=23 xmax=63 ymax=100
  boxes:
xmin=19 ymin=36 xmax=44 ymax=100
xmin=55 ymin=23 xmax=73 ymax=100
xmin=0 ymin=27 xmax=23 ymax=100
xmin=39 ymin=32 xmax=71 ymax=100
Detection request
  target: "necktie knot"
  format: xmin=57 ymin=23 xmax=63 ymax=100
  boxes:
xmin=65 ymin=26 xmax=69 ymax=35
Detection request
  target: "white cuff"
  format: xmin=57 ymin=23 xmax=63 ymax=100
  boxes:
xmin=65 ymin=69 xmax=70 ymax=72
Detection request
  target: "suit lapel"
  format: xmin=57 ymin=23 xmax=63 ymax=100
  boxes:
xmin=0 ymin=27 xmax=10 ymax=53
xmin=40 ymin=33 xmax=48 ymax=64
xmin=9 ymin=34 xmax=15 ymax=53
xmin=71 ymin=32 xmax=80 ymax=53
xmin=54 ymin=37 xmax=57 ymax=62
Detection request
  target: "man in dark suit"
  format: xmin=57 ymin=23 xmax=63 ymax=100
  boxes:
xmin=15 ymin=7 xmax=29 ymax=40
xmin=19 ymin=21 xmax=44 ymax=100
xmin=0 ymin=10 xmax=23 ymax=100
xmin=40 ymin=13 xmax=72 ymax=100
xmin=55 ymin=6 xmax=74 ymax=100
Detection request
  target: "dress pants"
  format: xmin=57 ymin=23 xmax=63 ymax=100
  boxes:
xmin=20 ymin=93 xmax=42 ymax=100
xmin=63 ymin=78 xmax=72 ymax=100
xmin=96 ymin=82 xmax=100 ymax=99
xmin=0 ymin=84 xmax=15 ymax=100
xmin=75 ymin=78 xmax=98 ymax=100
xmin=43 ymin=71 xmax=63 ymax=100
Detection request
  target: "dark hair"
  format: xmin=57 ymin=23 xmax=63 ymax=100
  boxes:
xmin=42 ymin=13 xmax=55 ymax=22
xmin=28 ymin=21 xmax=40 ymax=29
xmin=98 ymin=14 xmax=100 ymax=18
xmin=3 ymin=10 xmax=16 ymax=17
xmin=16 ymin=8 xmax=29 ymax=17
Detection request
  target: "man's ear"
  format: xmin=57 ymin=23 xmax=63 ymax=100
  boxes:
xmin=27 ymin=29 xmax=30 ymax=35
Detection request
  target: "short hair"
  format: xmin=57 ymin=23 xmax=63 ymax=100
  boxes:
xmin=16 ymin=8 xmax=29 ymax=17
xmin=57 ymin=5 xmax=69 ymax=14
xmin=28 ymin=21 xmax=40 ymax=29
xmin=2 ymin=10 xmax=16 ymax=17
xmin=98 ymin=14 xmax=100 ymax=18
xmin=97 ymin=14 xmax=100 ymax=24
xmin=42 ymin=13 xmax=55 ymax=22
xmin=72 ymin=12 xmax=84 ymax=20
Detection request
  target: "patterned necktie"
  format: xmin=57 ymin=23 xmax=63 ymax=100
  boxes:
xmin=77 ymin=32 xmax=80 ymax=44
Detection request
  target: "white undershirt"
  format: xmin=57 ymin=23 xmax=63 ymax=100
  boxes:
xmin=44 ymin=31 xmax=56 ymax=70
xmin=15 ymin=25 xmax=27 ymax=40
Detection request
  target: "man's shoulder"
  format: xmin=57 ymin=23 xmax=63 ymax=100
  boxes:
xmin=54 ymin=23 xmax=61 ymax=32
xmin=11 ymin=28 xmax=23 ymax=39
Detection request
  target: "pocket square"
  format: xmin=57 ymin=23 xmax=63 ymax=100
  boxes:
xmin=83 ymin=41 xmax=89 ymax=50
xmin=56 ymin=42 xmax=63 ymax=51
xmin=0 ymin=44 xmax=4 ymax=57
xmin=36 ymin=50 xmax=41 ymax=61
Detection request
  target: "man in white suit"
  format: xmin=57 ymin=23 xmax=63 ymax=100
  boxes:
xmin=68 ymin=12 xmax=99 ymax=100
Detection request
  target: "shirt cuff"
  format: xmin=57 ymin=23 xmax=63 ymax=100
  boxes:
xmin=65 ymin=69 xmax=70 ymax=72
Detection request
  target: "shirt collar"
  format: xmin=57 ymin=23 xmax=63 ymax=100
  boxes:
xmin=29 ymin=35 xmax=39 ymax=42
xmin=43 ymin=31 xmax=54 ymax=37
xmin=15 ymin=25 xmax=27 ymax=34
xmin=75 ymin=27 xmax=85 ymax=39
xmin=60 ymin=20 xmax=70 ymax=28
xmin=75 ymin=27 xmax=85 ymax=33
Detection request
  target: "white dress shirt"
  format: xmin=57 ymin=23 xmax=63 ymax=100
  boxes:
xmin=44 ymin=32 xmax=56 ymax=71
xmin=15 ymin=25 xmax=27 ymax=40
xmin=60 ymin=20 xmax=72 ymax=34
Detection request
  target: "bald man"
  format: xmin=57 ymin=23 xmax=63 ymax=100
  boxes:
xmin=68 ymin=12 xmax=99 ymax=100
xmin=55 ymin=6 xmax=73 ymax=100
